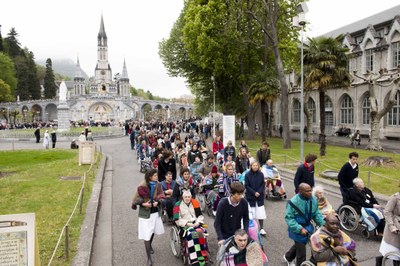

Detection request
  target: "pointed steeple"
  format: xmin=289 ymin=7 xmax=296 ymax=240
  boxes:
xmin=98 ymin=14 xmax=107 ymax=38
xmin=121 ymin=59 xmax=129 ymax=80
xmin=75 ymin=57 xmax=83 ymax=79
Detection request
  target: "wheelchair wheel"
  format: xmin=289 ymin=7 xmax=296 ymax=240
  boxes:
xmin=170 ymin=226 xmax=181 ymax=257
xmin=383 ymin=251 xmax=400 ymax=266
xmin=361 ymin=228 xmax=371 ymax=239
xmin=264 ymin=184 xmax=270 ymax=200
xmin=300 ymin=261 xmax=316 ymax=266
xmin=338 ymin=205 xmax=359 ymax=232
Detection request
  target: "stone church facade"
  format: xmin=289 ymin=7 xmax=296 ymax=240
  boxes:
xmin=277 ymin=5 xmax=400 ymax=139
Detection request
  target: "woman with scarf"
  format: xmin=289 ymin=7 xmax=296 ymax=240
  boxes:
xmin=312 ymin=185 xmax=334 ymax=218
xmin=173 ymin=190 xmax=209 ymax=265
xmin=310 ymin=213 xmax=357 ymax=266
xmin=172 ymin=167 xmax=195 ymax=204
xmin=131 ymin=169 xmax=165 ymax=266
xmin=215 ymin=163 xmax=239 ymax=212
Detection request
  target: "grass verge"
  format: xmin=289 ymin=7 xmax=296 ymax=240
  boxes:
xmin=0 ymin=149 xmax=101 ymax=265
xmin=241 ymin=136 xmax=399 ymax=195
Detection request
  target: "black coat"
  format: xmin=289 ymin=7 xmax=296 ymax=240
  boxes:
xmin=294 ymin=163 xmax=315 ymax=193
xmin=157 ymin=157 xmax=177 ymax=181
xmin=348 ymin=186 xmax=378 ymax=211
xmin=244 ymin=170 xmax=265 ymax=207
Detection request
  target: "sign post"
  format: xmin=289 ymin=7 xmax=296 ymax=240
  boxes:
xmin=0 ymin=213 xmax=39 ymax=266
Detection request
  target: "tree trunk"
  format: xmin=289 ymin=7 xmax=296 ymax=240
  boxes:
xmin=260 ymin=100 xmax=266 ymax=141
xmin=319 ymin=90 xmax=326 ymax=156
xmin=268 ymin=100 xmax=274 ymax=137
xmin=303 ymin=96 xmax=313 ymax=142
xmin=368 ymin=116 xmax=382 ymax=150
xmin=270 ymin=28 xmax=291 ymax=148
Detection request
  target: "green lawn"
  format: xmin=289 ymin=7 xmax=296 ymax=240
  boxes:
xmin=241 ymin=136 xmax=400 ymax=195
xmin=0 ymin=149 xmax=101 ymax=265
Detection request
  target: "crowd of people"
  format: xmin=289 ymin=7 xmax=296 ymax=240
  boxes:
xmin=127 ymin=119 xmax=399 ymax=266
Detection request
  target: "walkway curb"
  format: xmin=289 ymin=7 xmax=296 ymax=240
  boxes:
xmin=72 ymin=153 xmax=107 ymax=266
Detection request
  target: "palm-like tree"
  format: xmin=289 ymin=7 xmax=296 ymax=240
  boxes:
xmin=247 ymin=79 xmax=280 ymax=142
xmin=303 ymin=36 xmax=350 ymax=156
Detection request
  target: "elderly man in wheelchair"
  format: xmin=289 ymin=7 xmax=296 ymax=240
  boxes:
xmin=303 ymin=213 xmax=358 ymax=266
xmin=216 ymin=228 xmax=268 ymax=266
xmin=171 ymin=189 xmax=209 ymax=265
xmin=338 ymin=177 xmax=385 ymax=238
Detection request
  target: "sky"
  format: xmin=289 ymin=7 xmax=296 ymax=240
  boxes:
xmin=1 ymin=0 xmax=400 ymax=99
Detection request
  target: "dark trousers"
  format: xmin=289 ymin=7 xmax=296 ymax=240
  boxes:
xmin=285 ymin=241 xmax=307 ymax=266
xmin=35 ymin=136 xmax=40 ymax=143
xmin=164 ymin=198 xmax=174 ymax=219
xmin=340 ymin=187 xmax=349 ymax=203
xmin=52 ymin=142 xmax=56 ymax=148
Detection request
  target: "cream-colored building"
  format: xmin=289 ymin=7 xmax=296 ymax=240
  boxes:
xmin=281 ymin=5 xmax=400 ymax=139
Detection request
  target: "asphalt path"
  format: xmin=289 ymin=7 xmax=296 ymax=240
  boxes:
xmin=92 ymin=136 xmax=381 ymax=266
xmin=0 ymin=137 xmax=382 ymax=266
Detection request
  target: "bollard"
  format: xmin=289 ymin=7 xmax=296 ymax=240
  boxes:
xmin=12 ymin=142 xmax=15 ymax=151
xmin=367 ymin=171 xmax=371 ymax=188
xmin=65 ymin=225 xmax=69 ymax=260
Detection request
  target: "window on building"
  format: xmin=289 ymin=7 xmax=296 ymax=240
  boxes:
xmin=307 ymin=98 xmax=316 ymax=123
xmin=340 ymin=95 xmax=354 ymax=124
xmin=362 ymin=97 xmax=370 ymax=125
xmin=392 ymin=41 xmax=400 ymax=68
xmin=325 ymin=97 xmax=333 ymax=127
xmin=365 ymin=49 xmax=374 ymax=72
xmin=293 ymin=99 xmax=301 ymax=123
xmin=388 ymin=91 xmax=400 ymax=126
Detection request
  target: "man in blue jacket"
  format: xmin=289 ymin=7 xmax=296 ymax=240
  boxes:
xmin=283 ymin=183 xmax=325 ymax=266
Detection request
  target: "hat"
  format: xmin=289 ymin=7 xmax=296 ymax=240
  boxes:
xmin=211 ymin=165 xmax=218 ymax=174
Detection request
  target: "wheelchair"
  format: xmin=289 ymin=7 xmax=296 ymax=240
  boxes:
xmin=382 ymin=251 xmax=400 ymax=266
xmin=170 ymin=223 xmax=210 ymax=265
xmin=338 ymin=203 xmax=376 ymax=238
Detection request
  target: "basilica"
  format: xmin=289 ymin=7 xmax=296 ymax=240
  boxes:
xmin=0 ymin=15 xmax=193 ymax=125
xmin=66 ymin=15 xmax=134 ymax=122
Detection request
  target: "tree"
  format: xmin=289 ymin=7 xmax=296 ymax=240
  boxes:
xmin=246 ymin=0 xmax=302 ymax=149
xmin=0 ymin=25 xmax=4 ymax=52
xmin=43 ymin=58 xmax=56 ymax=98
xmin=247 ymin=76 xmax=279 ymax=141
xmin=303 ymin=36 xmax=350 ymax=156
xmin=5 ymin=28 xmax=22 ymax=58
xmin=0 ymin=52 xmax=17 ymax=97
xmin=352 ymin=68 xmax=400 ymax=151
xmin=0 ymin=79 xmax=14 ymax=102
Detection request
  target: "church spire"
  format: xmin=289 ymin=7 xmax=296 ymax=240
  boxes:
xmin=121 ymin=59 xmax=129 ymax=79
xmin=97 ymin=14 xmax=107 ymax=46
xmin=75 ymin=57 xmax=83 ymax=79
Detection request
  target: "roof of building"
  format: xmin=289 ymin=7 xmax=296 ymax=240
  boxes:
xmin=321 ymin=4 xmax=400 ymax=37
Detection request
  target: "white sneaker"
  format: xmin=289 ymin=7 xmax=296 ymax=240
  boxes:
xmin=212 ymin=210 xmax=217 ymax=216
xmin=283 ymin=254 xmax=295 ymax=266
xmin=259 ymin=229 xmax=267 ymax=236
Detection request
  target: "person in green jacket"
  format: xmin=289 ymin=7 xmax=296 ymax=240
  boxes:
xmin=283 ymin=183 xmax=325 ymax=266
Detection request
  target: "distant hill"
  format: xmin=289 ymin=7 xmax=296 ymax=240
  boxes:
xmin=36 ymin=58 xmax=89 ymax=80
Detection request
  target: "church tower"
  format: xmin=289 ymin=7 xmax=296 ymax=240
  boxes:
xmin=73 ymin=57 xmax=85 ymax=96
xmin=93 ymin=15 xmax=113 ymax=93
xmin=119 ymin=59 xmax=130 ymax=96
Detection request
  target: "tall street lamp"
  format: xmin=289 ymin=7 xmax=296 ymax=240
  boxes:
xmin=293 ymin=3 xmax=308 ymax=162
xmin=211 ymin=76 xmax=216 ymax=138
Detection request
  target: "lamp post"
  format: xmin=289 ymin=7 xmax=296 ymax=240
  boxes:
xmin=211 ymin=76 xmax=216 ymax=138
xmin=293 ymin=3 xmax=308 ymax=162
